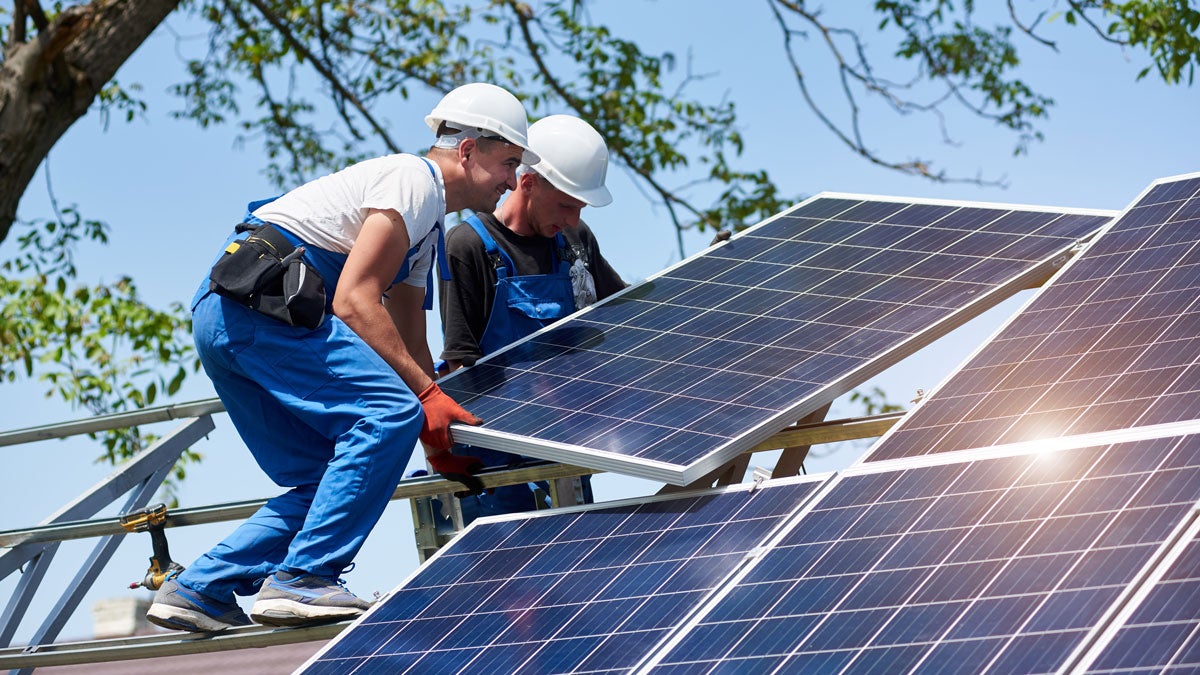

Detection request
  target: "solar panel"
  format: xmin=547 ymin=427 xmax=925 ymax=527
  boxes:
xmin=869 ymin=173 xmax=1200 ymax=462
xmin=442 ymin=194 xmax=1112 ymax=484
xmin=1076 ymin=525 xmax=1200 ymax=674
xmin=301 ymin=178 xmax=1191 ymax=675
xmin=643 ymin=432 xmax=1200 ymax=674
xmin=297 ymin=477 xmax=826 ymax=674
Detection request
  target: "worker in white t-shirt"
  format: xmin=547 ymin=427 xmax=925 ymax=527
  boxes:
xmin=147 ymin=83 xmax=539 ymax=632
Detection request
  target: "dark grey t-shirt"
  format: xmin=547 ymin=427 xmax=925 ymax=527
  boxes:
xmin=439 ymin=212 xmax=625 ymax=364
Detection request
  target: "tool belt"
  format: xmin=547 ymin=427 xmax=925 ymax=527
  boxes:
xmin=208 ymin=223 xmax=326 ymax=329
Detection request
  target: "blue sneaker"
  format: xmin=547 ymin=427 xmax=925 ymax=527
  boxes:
xmin=250 ymin=573 xmax=371 ymax=627
xmin=146 ymin=579 xmax=252 ymax=632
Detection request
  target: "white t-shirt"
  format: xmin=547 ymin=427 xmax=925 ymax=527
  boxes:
xmin=252 ymin=154 xmax=445 ymax=288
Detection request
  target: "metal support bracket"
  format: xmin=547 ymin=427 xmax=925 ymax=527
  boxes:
xmin=0 ymin=416 xmax=214 ymax=659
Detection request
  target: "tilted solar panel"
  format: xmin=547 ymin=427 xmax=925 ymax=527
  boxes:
xmin=869 ymin=173 xmax=1200 ymax=462
xmin=297 ymin=478 xmax=825 ymax=674
xmin=644 ymin=433 xmax=1200 ymax=674
xmin=298 ymin=178 xmax=1195 ymax=675
xmin=442 ymin=194 xmax=1112 ymax=484
xmin=1076 ymin=526 xmax=1200 ymax=674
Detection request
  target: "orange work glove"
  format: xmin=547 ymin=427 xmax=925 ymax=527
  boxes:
xmin=417 ymin=382 xmax=482 ymax=451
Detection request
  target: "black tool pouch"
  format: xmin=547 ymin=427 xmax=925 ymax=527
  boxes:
xmin=208 ymin=224 xmax=327 ymax=329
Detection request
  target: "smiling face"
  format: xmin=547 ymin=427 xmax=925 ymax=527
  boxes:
xmin=461 ymin=137 xmax=524 ymax=213
xmin=525 ymin=172 xmax=587 ymax=239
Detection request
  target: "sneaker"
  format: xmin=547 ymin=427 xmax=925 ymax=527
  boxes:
xmin=250 ymin=573 xmax=371 ymax=627
xmin=146 ymin=579 xmax=252 ymax=632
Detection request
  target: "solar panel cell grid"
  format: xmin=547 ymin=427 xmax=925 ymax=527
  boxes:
xmin=300 ymin=480 xmax=823 ymax=674
xmin=646 ymin=434 xmax=1200 ymax=674
xmin=442 ymin=195 xmax=1109 ymax=483
xmin=265 ymin=178 xmax=1200 ymax=675
xmin=1081 ymin=534 xmax=1200 ymax=674
xmin=871 ymin=176 xmax=1200 ymax=462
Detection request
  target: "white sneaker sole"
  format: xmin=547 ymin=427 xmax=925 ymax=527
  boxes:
xmin=250 ymin=598 xmax=365 ymax=627
xmin=146 ymin=603 xmax=237 ymax=632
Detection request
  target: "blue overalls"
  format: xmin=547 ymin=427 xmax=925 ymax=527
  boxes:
xmin=451 ymin=215 xmax=593 ymax=522
xmin=179 ymin=171 xmax=449 ymax=605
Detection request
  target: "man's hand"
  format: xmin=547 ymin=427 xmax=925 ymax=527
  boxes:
xmin=427 ymin=448 xmax=486 ymax=497
xmin=418 ymin=382 xmax=482 ymax=451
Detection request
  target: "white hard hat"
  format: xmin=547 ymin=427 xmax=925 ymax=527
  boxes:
xmin=527 ymin=115 xmax=613 ymax=207
xmin=426 ymin=83 xmax=540 ymax=165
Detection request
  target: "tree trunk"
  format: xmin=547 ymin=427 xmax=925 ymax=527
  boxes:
xmin=0 ymin=0 xmax=180 ymax=244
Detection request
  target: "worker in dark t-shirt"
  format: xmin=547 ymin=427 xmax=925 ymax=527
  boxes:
xmin=438 ymin=114 xmax=625 ymax=522
xmin=440 ymin=222 xmax=623 ymax=364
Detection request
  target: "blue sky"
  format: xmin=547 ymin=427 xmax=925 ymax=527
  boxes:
xmin=2 ymin=2 xmax=1198 ymax=644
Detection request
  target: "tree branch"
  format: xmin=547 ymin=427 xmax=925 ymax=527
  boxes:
xmin=1067 ymin=1 xmax=1128 ymax=46
xmin=13 ymin=0 xmax=28 ymax=45
xmin=502 ymin=0 xmax=709 ymax=241
xmin=235 ymin=0 xmax=400 ymax=153
xmin=1007 ymin=0 xmax=1058 ymax=50
xmin=7 ymin=5 xmax=90 ymax=85
xmin=769 ymin=0 xmax=1004 ymax=187
xmin=23 ymin=0 xmax=49 ymax=32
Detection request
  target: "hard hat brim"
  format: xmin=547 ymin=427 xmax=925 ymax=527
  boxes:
xmin=538 ymin=168 xmax=612 ymax=207
xmin=574 ymin=184 xmax=613 ymax=208
xmin=520 ymin=148 xmax=541 ymax=165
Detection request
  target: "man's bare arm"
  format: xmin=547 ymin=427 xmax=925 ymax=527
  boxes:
xmin=385 ymin=283 xmax=435 ymax=380
xmin=332 ymin=207 xmax=434 ymax=394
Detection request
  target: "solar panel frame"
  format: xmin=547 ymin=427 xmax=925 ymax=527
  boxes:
xmin=1071 ymin=509 xmax=1200 ymax=674
xmin=443 ymin=192 xmax=1115 ymax=485
xmin=639 ymin=427 xmax=1200 ymax=674
xmin=286 ymin=174 xmax=1200 ymax=675
xmin=861 ymin=172 xmax=1200 ymax=464
xmin=295 ymin=474 xmax=831 ymax=675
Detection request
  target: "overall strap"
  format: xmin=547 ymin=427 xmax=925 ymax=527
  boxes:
xmin=418 ymin=224 xmax=452 ymax=310
xmin=419 ymin=158 xmax=452 ymax=282
xmin=397 ymin=225 xmax=441 ymax=311
xmin=466 ymin=215 xmax=518 ymax=280
xmin=241 ymin=195 xmax=284 ymax=228
xmin=420 ymin=157 xmax=452 ymax=310
xmin=553 ymin=232 xmax=573 ymax=275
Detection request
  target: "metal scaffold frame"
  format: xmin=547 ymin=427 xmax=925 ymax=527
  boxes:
xmin=0 ymin=398 xmax=900 ymax=671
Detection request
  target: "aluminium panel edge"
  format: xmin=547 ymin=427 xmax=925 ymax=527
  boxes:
xmin=853 ymin=171 xmax=1200 ymax=466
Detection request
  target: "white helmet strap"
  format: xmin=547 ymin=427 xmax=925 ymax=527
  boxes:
xmin=433 ymin=122 xmax=515 ymax=152
xmin=432 ymin=125 xmax=481 ymax=150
